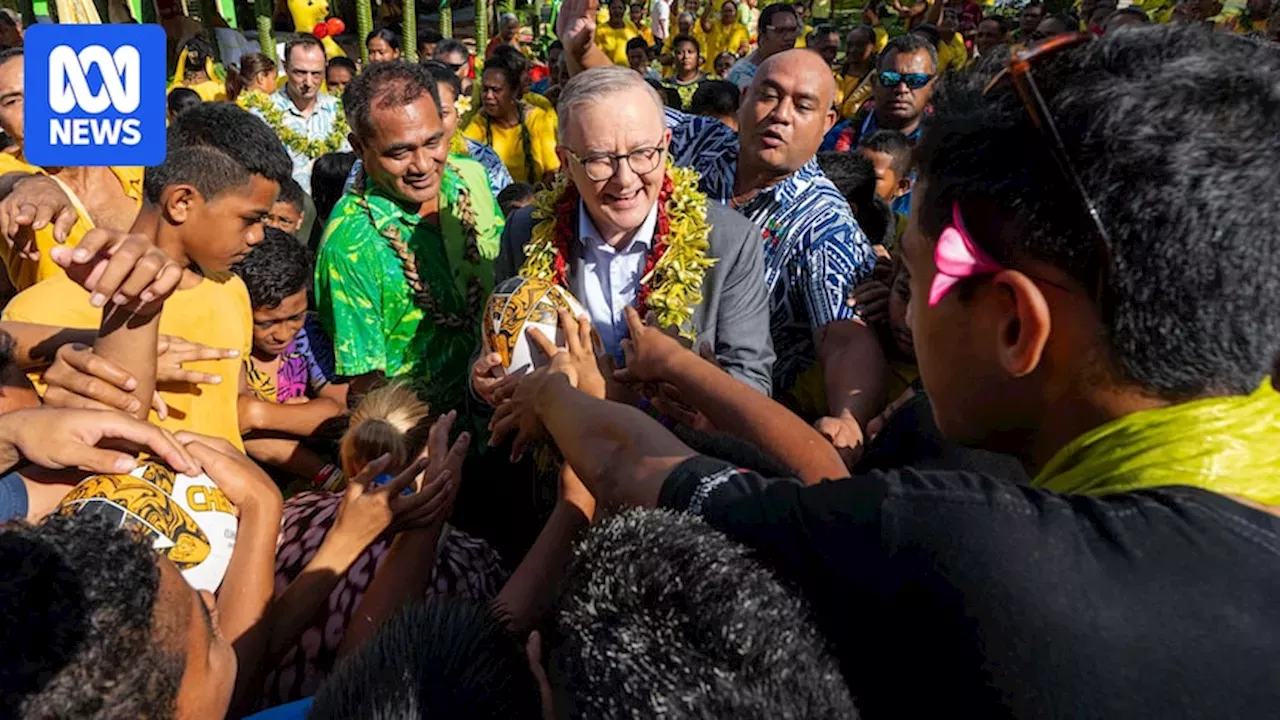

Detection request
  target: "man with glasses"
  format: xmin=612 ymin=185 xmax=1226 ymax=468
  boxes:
xmin=473 ymin=66 xmax=774 ymax=401
xmin=557 ymin=1 xmax=876 ymax=440
xmin=435 ymin=39 xmax=475 ymax=97
xmin=724 ymin=3 xmax=802 ymax=89
xmin=836 ymin=34 xmax=937 ymax=150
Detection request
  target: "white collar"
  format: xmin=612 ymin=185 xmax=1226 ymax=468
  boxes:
xmin=578 ymin=198 xmax=659 ymax=253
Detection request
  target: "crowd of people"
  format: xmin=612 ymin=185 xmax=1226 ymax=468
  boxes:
xmin=1 ymin=0 xmax=1279 ymax=716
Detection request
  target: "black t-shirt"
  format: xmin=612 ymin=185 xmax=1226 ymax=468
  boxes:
xmin=660 ymin=456 xmax=1280 ymax=719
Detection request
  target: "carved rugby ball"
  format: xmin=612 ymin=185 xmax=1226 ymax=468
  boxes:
xmin=58 ymin=460 xmax=239 ymax=592
xmin=484 ymin=276 xmax=588 ymax=377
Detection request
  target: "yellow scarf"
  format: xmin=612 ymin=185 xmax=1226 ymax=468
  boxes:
xmin=1033 ymin=381 xmax=1280 ymax=505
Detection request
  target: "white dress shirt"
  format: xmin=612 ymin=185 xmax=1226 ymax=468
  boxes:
xmin=578 ymin=199 xmax=660 ymax=362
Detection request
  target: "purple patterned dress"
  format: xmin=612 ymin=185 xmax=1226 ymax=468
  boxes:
xmin=262 ymin=491 xmax=507 ymax=705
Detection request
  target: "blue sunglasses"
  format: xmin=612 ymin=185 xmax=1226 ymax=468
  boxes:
xmin=878 ymin=71 xmax=933 ymax=89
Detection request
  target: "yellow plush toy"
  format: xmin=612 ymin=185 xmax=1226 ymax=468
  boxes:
xmin=288 ymin=0 xmax=347 ymax=59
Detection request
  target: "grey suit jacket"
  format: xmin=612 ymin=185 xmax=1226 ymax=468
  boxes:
xmin=496 ymin=200 xmax=775 ymax=396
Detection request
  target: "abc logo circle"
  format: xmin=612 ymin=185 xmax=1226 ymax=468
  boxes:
xmin=484 ymin=276 xmax=588 ymax=377
xmin=57 ymin=461 xmax=238 ymax=592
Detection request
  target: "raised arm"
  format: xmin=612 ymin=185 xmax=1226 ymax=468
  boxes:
xmin=558 ymin=0 xmax=614 ymax=74
xmin=614 ymin=307 xmax=848 ymax=483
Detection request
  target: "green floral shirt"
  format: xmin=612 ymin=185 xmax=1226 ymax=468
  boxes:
xmin=315 ymin=157 xmax=502 ymax=413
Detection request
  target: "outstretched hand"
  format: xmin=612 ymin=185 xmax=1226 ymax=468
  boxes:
xmin=0 ymin=175 xmax=79 ymax=248
xmin=489 ymin=311 xmax=605 ymax=461
xmin=50 ymin=228 xmax=184 ymax=314
xmin=42 ymin=335 xmax=234 ymax=420
xmin=0 ymin=407 xmax=201 ymax=477
xmin=614 ymin=306 xmax=691 ymax=385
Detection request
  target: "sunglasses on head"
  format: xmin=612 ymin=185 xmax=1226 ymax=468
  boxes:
xmin=879 ymin=71 xmax=932 ymax=89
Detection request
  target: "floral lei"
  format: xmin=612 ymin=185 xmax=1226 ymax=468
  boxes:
xmin=237 ymin=90 xmax=349 ymax=160
xmin=519 ymin=165 xmax=717 ymax=340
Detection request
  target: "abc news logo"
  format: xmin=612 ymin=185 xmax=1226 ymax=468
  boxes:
xmin=25 ymin=24 xmax=165 ymax=167
xmin=48 ymin=44 xmax=143 ymax=146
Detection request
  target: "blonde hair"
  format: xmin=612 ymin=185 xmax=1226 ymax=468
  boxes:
xmin=339 ymin=383 xmax=433 ymax=478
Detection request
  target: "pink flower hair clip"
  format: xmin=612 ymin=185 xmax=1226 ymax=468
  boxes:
xmin=928 ymin=201 xmax=1006 ymax=307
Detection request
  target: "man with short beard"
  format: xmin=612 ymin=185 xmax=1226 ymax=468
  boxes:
xmin=560 ymin=3 xmax=879 ymax=450
xmin=315 ymin=62 xmax=503 ymax=412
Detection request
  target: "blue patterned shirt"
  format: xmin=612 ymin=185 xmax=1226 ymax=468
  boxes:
xmin=665 ymin=108 xmax=877 ymax=393
xmin=463 ymin=137 xmax=515 ymax=197
xmin=249 ymin=89 xmax=351 ymax=190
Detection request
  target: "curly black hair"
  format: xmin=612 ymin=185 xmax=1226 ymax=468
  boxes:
xmin=144 ymin=102 xmax=293 ymax=205
xmin=310 ymin=151 xmax=358 ymax=226
xmin=343 ymin=61 xmax=443 ymax=141
xmin=310 ymin=599 xmax=541 ymax=719
xmin=916 ymin=25 xmax=1280 ymax=400
xmin=233 ymin=227 xmax=312 ymax=309
xmin=0 ymin=513 xmax=185 ymax=719
xmin=549 ymin=508 xmax=858 ymax=718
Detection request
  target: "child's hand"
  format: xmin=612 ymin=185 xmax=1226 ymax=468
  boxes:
xmin=0 ymin=174 xmax=79 ymax=247
xmin=49 ymin=228 xmax=183 ymax=313
xmin=43 ymin=336 xmax=231 ymax=420
xmin=0 ymin=407 xmax=201 ymax=476
xmin=174 ymin=431 xmax=283 ymax=514
xmin=156 ymin=335 xmax=238 ymax=385
xmin=43 ymin=343 xmax=168 ymax=418
xmin=329 ymin=447 xmax=454 ymax=550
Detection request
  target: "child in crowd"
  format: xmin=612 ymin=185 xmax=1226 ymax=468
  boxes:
xmin=233 ymin=228 xmax=347 ymax=489
xmin=627 ymin=36 xmax=662 ymax=80
xmin=166 ymin=87 xmax=202 ymax=123
xmin=260 ymin=383 xmax=505 ymax=706
xmin=266 ymin=178 xmax=307 ymax=236
xmin=858 ymin=129 xmax=913 ymax=236
xmin=496 ymin=182 xmax=536 ymax=218
xmin=2 ymin=103 xmax=293 ymax=449
xmin=817 ymin=150 xmax=896 ymax=251
xmin=689 ymin=79 xmax=741 ymax=130
xmin=713 ymin=50 xmax=737 ymax=78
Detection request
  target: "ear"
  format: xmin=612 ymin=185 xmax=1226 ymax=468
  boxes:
xmin=555 ymin=144 xmax=571 ymax=170
xmin=347 ymin=132 xmax=362 ymax=156
xmin=895 ymin=175 xmax=912 ymax=198
xmin=161 ymin=185 xmax=202 ymax=225
xmin=824 ymin=105 xmax=837 ymax=134
xmin=989 ymin=269 xmax=1052 ymax=378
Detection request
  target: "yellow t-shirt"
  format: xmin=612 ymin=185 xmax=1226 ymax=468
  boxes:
xmin=462 ymin=105 xmax=561 ymax=184
xmin=937 ymin=33 xmax=969 ymax=73
xmin=596 ymin=24 xmax=642 ymax=65
xmin=0 ymin=165 xmax=145 ymax=292
xmin=3 ymin=272 xmax=254 ymax=449
xmin=703 ymin=21 xmax=750 ymax=72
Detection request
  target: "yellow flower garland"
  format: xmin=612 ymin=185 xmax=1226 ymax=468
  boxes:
xmin=519 ymin=165 xmax=717 ymax=340
xmin=237 ymin=90 xmax=350 ymax=160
